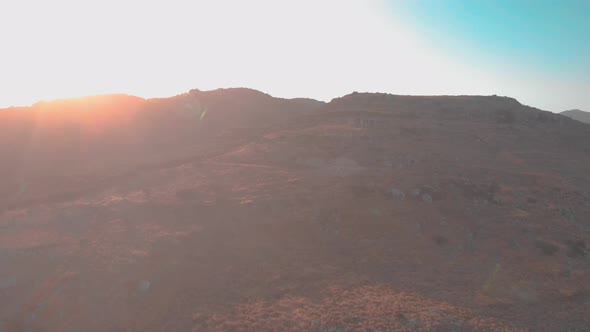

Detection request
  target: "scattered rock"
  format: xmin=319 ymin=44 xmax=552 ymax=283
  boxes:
xmin=433 ymin=235 xmax=449 ymax=247
xmin=398 ymin=317 xmax=423 ymax=329
xmin=138 ymin=280 xmax=151 ymax=293
xmin=492 ymin=195 xmax=502 ymax=205
xmin=429 ymin=308 xmax=445 ymax=315
xmin=565 ymin=239 xmax=587 ymax=258
xmin=422 ymin=185 xmax=435 ymax=192
xmin=409 ymin=319 xmax=423 ymax=328
xmin=369 ymin=208 xmax=382 ymax=217
xmin=390 ymin=188 xmax=405 ymax=200
xmin=395 ymin=312 xmax=408 ymax=325
xmin=26 ymin=313 xmax=37 ymax=324
xmin=511 ymin=286 xmax=539 ymax=303
xmin=317 ymin=324 xmax=344 ymax=332
xmin=510 ymin=238 xmax=520 ymax=248
xmin=559 ymin=208 xmax=576 ymax=222
xmin=558 ymin=287 xmax=589 ymax=300
xmin=422 ymin=193 xmax=433 ymax=203
xmin=0 ymin=277 xmax=16 ymax=290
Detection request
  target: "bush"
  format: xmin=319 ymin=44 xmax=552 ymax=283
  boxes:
xmin=534 ymin=239 xmax=558 ymax=255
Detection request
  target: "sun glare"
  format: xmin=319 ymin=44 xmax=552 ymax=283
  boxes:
xmin=1 ymin=0 xmax=588 ymax=111
xmin=0 ymin=0 xmax=485 ymax=108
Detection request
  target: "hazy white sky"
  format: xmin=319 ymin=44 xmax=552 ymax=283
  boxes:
xmin=1 ymin=0 xmax=588 ymax=112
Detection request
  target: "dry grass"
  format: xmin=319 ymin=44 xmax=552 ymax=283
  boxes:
xmin=192 ymin=285 xmax=524 ymax=332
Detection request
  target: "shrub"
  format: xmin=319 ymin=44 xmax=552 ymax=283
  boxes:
xmin=534 ymin=239 xmax=558 ymax=256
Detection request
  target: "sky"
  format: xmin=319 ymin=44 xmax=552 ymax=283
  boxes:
xmin=0 ymin=0 xmax=588 ymax=112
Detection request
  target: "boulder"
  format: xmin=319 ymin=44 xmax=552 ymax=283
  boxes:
xmin=391 ymin=188 xmax=405 ymax=200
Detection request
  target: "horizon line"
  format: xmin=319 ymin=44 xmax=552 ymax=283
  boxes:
xmin=0 ymin=87 xmax=579 ymax=113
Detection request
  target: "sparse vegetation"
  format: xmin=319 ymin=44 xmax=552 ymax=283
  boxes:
xmin=1 ymin=90 xmax=590 ymax=331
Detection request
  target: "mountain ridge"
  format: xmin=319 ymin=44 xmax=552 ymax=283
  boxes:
xmin=0 ymin=88 xmax=546 ymax=112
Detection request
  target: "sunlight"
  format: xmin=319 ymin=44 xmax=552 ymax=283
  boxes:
xmin=0 ymin=0 xmax=488 ymax=107
xmin=1 ymin=1 xmax=588 ymax=110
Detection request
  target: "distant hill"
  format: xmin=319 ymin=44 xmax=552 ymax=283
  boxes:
xmin=561 ymin=109 xmax=590 ymax=124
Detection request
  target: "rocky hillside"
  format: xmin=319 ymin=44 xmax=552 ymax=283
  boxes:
xmin=1 ymin=90 xmax=589 ymax=331
xmin=561 ymin=109 xmax=590 ymax=124
xmin=0 ymin=88 xmax=324 ymax=210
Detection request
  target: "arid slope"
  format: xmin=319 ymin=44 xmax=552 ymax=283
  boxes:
xmin=1 ymin=91 xmax=589 ymax=331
